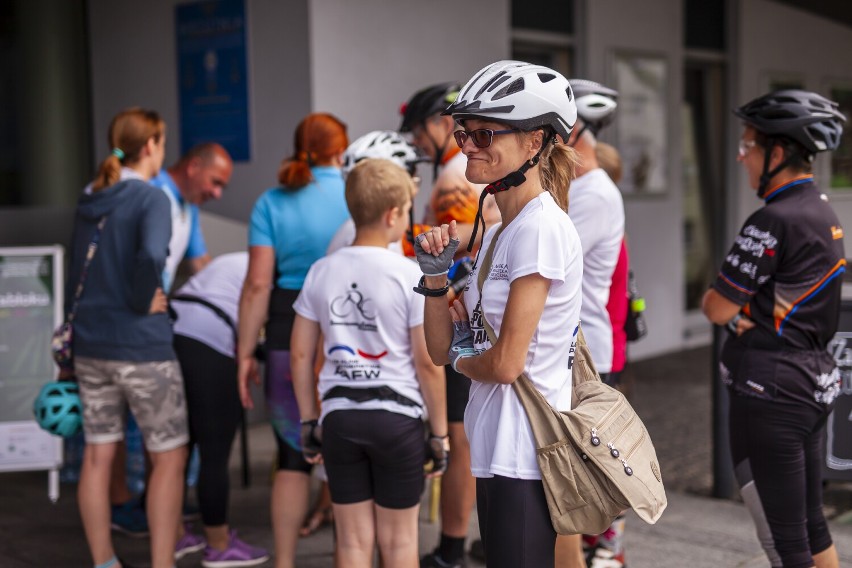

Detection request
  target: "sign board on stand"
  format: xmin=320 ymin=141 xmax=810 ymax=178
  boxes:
xmin=0 ymin=246 xmax=64 ymax=500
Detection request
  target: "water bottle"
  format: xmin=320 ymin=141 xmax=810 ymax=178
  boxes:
xmin=59 ymin=431 xmax=85 ymax=483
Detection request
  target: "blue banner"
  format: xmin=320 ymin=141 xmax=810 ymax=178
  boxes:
xmin=176 ymin=0 xmax=250 ymax=161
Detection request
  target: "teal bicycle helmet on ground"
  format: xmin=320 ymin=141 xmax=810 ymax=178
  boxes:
xmin=33 ymin=381 xmax=82 ymax=438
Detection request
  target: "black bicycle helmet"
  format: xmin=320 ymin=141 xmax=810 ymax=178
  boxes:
xmin=734 ymin=89 xmax=845 ymax=154
xmin=399 ymin=82 xmax=461 ymax=132
xmin=734 ymin=90 xmax=846 ymax=197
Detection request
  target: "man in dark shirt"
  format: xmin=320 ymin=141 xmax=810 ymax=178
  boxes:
xmin=702 ymin=90 xmax=845 ymax=568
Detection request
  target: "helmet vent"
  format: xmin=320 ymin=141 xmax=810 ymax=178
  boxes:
xmin=476 ymin=70 xmax=508 ymax=99
xmin=492 ymin=78 xmax=525 ymax=101
xmin=538 ymin=73 xmax=556 ymax=83
xmin=766 ymin=109 xmax=797 ymax=119
xmin=486 ymin=74 xmax=512 ymax=93
xmin=775 ymin=95 xmax=800 ymax=105
xmin=566 ymin=87 xmax=574 ymax=101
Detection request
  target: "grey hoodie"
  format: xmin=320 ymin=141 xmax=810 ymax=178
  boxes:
xmin=66 ymin=178 xmax=174 ymax=361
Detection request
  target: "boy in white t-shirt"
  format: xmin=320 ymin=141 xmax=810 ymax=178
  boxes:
xmin=291 ymin=159 xmax=448 ymax=568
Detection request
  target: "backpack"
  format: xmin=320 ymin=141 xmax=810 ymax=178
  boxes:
xmin=477 ymin=228 xmax=666 ymax=535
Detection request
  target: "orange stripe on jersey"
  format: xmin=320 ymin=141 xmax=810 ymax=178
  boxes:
xmin=762 ymin=174 xmax=813 ymax=201
xmin=774 ymin=258 xmax=846 ymax=333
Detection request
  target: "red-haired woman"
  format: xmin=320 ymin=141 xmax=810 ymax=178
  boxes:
xmin=237 ymin=112 xmax=350 ymax=568
xmin=69 ymin=108 xmax=189 ymax=568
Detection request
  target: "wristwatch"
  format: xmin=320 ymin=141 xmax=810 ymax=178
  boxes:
xmin=413 ymin=275 xmax=450 ymax=297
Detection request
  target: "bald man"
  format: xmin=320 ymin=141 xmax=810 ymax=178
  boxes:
xmin=150 ymin=143 xmax=234 ymax=291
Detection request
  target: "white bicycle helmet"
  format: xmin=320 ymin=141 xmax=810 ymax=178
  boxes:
xmin=341 ymin=130 xmax=423 ymax=177
xmin=443 ymin=60 xmax=577 ymax=143
xmin=570 ymin=78 xmax=618 ymax=135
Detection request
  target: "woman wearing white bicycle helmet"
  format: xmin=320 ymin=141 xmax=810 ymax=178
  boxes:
xmin=413 ymin=60 xmax=582 ymax=568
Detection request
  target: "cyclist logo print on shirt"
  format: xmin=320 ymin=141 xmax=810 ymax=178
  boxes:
xmin=330 ymin=283 xmax=377 ymax=332
xmin=327 ymin=343 xmax=384 ymax=381
xmin=326 ymin=283 xmax=386 ymax=381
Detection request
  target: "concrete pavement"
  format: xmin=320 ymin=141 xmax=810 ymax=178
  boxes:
xmin=2 ymin=345 xmax=852 ymax=566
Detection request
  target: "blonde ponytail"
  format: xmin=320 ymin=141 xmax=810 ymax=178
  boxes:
xmin=540 ymin=142 xmax=579 ymax=211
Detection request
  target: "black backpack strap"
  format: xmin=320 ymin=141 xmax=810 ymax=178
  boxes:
xmin=171 ymin=294 xmax=237 ymax=343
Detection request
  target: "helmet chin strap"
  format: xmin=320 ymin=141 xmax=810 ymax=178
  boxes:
xmin=427 ymin=123 xmax=456 ymax=181
xmin=466 ymin=132 xmax=554 ymax=252
xmin=569 ymin=123 xmax=588 ymax=147
xmin=757 ymin=140 xmax=793 ymax=199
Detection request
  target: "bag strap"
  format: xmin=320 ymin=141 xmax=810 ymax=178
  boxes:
xmin=68 ymin=216 xmax=107 ymax=323
xmin=171 ymin=294 xmax=238 ymax=344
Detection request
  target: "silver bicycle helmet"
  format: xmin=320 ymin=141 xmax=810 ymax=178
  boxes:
xmin=443 ymin=60 xmax=577 ymax=143
xmin=569 ymin=78 xmax=618 ymax=135
xmin=342 ymin=130 xmax=423 ymax=177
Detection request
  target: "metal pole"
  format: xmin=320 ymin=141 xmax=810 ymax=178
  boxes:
xmin=712 ymin=325 xmax=735 ymax=498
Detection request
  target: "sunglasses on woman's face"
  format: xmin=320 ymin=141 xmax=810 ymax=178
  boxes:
xmin=453 ymin=128 xmax=517 ymax=149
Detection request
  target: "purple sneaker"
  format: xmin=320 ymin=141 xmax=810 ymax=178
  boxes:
xmin=201 ymin=530 xmax=270 ymax=567
xmin=175 ymin=524 xmax=206 ymax=560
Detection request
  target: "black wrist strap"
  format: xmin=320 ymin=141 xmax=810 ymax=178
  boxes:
xmin=413 ymin=275 xmax=450 ymax=297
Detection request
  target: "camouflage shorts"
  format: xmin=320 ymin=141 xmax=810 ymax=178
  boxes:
xmin=75 ymin=357 xmax=189 ymax=452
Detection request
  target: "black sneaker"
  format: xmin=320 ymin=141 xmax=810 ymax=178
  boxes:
xmin=110 ymin=500 xmax=149 ymax=538
xmin=468 ymin=539 xmax=485 ymax=562
xmin=420 ymin=549 xmax=466 ymax=568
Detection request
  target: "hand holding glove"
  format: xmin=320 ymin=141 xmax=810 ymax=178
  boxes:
xmin=300 ymin=419 xmax=323 ymax=463
xmin=425 ymin=433 xmax=450 ymax=478
xmin=413 ymin=223 xmax=460 ymax=277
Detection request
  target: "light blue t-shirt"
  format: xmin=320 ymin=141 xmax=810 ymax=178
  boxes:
xmin=249 ymin=166 xmax=350 ymax=290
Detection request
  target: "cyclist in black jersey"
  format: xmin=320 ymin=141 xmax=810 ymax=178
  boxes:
xmin=703 ymin=89 xmax=846 ymax=568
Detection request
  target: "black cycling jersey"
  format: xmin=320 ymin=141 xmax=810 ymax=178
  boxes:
xmin=713 ymin=176 xmax=845 ymax=405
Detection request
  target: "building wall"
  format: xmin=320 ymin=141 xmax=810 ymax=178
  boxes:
xmin=9 ymin=0 xmax=850 ymax=362
xmin=583 ymin=0 xmax=686 ymax=359
xmin=308 ymin=0 xmax=509 ymax=214
xmin=735 ymin=0 xmax=852 ymax=231
xmin=88 ymin=0 xmax=312 ymax=222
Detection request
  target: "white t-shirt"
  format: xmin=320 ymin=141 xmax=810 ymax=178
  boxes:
xmin=158 ymin=181 xmax=192 ymax=293
xmin=171 ymin=252 xmax=248 ymax=357
xmin=326 ymin=219 xmax=404 ymax=256
xmin=293 ymin=246 xmax=425 ymax=422
xmin=567 ymin=168 xmax=625 ymax=373
xmin=462 ymin=191 xmax=583 ymax=480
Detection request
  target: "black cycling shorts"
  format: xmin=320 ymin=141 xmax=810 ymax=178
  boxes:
xmin=475 ymin=475 xmax=556 ymax=568
xmin=322 ymin=409 xmax=425 ymax=509
xmin=445 ymin=364 xmax=471 ymax=423
xmin=730 ymin=393 xmax=833 ymax=568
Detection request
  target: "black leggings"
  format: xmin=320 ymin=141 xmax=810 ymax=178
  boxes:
xmin=730 ymin=394 xmax=833 ymax=568
xmin=175 ymin=335 xmax=242 ymax=527
xmin=476 ymin=475 xmax=556 ymax=568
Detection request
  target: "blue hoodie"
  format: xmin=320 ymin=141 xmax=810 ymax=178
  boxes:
xmin=66 ymin=178 xmax=174 ymax=361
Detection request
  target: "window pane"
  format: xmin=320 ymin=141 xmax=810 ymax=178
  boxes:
xmin=512 ymin=0 xmax=573 ymax=35
xmin=511 ymin=43 xmax=573 ymax=77
xmin=831 ymin=88 xmax=852 ymax=189
xmin=684 ymin=0 xmax=725 ymax=50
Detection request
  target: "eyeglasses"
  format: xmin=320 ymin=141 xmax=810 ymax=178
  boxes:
xmin=738 ymin=139 xmax=757 ymax=157
xmin=453 ymin=128 xmax=517 ymax=149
